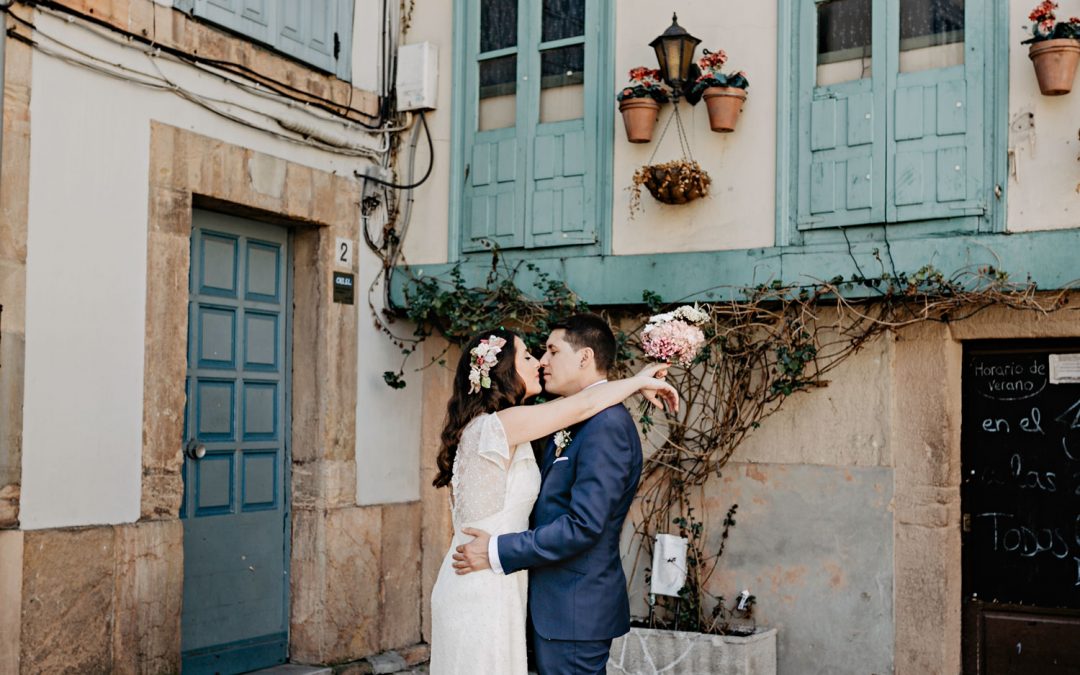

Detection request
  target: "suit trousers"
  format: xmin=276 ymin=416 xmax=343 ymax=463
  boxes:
xmin=531 ymin=626 xmax=612 ymax=675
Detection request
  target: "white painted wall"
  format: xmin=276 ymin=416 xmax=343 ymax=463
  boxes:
xmin=393 ymin=1 xmax=454 ymax=266
xmin=1007 ymin=1 xmax=1080 ymax=232
xmin=612 ymin=1 xmax=778 ymax=255
xmin=20 ymin=9 xmax=420 ymax=528
xmin=351 ymin=0 xmax=385 ymax=95
xmin=355 ymin=267 xmax=422 ymax=505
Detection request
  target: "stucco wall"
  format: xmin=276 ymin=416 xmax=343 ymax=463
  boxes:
xmin=19 ymin=9 xmax=421 ymax=528
xmin=625 ymin=337 xmax=895 ymax=675
xmin=612 ymin=2 xmax=779 ymax=255
xmin=1006 ymin=1 xmax=1080 ymax=232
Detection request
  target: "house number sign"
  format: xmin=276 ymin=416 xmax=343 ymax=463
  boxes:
xmin=336 ymin=237 xmax=355 ymax=269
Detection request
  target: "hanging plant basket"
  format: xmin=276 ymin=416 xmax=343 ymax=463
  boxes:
xmin=619 ymin=98 xmax=662 ymax=143
xmin=702 ymin=86 xmax=748 ymax=132
xmin=1029 ymin=38 xmax=1080 ymax=95
xmin=630 ymin=159 xmax=711 ymax=214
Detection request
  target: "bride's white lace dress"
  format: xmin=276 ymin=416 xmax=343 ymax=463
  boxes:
xmin=430 ymin=413 xmax=541 ymax=675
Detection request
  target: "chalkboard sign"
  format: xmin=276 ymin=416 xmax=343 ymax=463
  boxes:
xmin=962 ymin=341 xmax=1080 ymax=609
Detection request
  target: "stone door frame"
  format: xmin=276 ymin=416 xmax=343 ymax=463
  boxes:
xmin=143 ymin=122 xmax=361 ymax=656
xmin=891 ymin=306 xmax=1080 ymax=674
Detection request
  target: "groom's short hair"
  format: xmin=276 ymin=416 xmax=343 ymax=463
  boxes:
xmin=551 ymin=313 xmax=616 ymax=375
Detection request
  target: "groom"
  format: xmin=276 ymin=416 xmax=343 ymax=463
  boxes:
xmin=452 ymin=313 xmax=643 ymax=674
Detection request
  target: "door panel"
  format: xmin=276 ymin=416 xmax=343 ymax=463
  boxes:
xmin=961 ymin=341 xmax=1080 ymax=674
xmin=182 ymin=211 xmax=290 ymax=674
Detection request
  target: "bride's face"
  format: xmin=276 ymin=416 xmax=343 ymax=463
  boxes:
xmin=512 ymin=336 xmax=543 ymax=398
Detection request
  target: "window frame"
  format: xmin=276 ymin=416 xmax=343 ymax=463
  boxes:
xmin=775 ymin=0 xmax=1009 ymax=247
xmin=448 ymin=0 xmax=615 ymax=262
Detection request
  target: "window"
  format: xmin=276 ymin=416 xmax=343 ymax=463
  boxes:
xmin=453 ymin=0 xmax=612 ymax=255
xmin=779 ymin=0 xmax=1004 ymax=241
xmin=175 ymin=0 xmax=354 ymax=81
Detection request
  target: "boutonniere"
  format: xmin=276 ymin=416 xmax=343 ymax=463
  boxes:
xmin=554 ymin=429 xmax=573 ymax=458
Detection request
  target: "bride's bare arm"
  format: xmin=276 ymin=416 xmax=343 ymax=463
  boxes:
xmin=496 ymin=366 xmax=678 ymax=448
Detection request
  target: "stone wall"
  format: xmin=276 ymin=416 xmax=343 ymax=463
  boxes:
xmin=0 ymin=5 xmax=33 ymax=529
xmin=4 ymin=521 xmax=182 ymax=675
xmin=2 ymin=121 xmax=426 ymax=670
xmin=617 ymin=299 xmax=1080 ymax=675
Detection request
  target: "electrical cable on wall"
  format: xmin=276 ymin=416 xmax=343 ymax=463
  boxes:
xmin=354 ymin=111 xmax=434 ymax=190
xmin=4 ymin=7 xmax=395 ymax=159
xmin=14 ymin=0 xmax=386 ymax=127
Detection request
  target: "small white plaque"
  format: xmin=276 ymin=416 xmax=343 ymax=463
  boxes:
xmin=1049 ymin=354 xmax=1080 ymax=384
xmin=335 ymin=237 xmax=355 ymax=269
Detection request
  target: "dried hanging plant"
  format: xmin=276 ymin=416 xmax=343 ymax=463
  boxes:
xmin=630 ymin=159 xmax=712 ymax=214
xmin=628 ymin=106 xmax=710 ymax=216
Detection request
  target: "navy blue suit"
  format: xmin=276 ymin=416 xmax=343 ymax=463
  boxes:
xmin=497 ymin=404 xmax=643 ymax=674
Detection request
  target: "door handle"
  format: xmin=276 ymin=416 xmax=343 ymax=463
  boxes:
xmin=185 ymin=439 xmax=206 ymax=460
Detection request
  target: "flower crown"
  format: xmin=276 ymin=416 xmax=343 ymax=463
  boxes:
xmin=468 ymin=335 xmax=507 ymax=395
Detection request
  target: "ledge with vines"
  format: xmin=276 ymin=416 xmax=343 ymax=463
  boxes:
xmin=376 ymin=249 xmax=1073 ymax=634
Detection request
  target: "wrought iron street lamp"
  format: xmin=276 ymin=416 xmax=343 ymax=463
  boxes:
xmin=649 ymin=13 xmax=702 ymax=100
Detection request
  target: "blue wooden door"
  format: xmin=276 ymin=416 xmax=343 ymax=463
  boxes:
xmin=182 ymin=211 xmax=291 ymax=674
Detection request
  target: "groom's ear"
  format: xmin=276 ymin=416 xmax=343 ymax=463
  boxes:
xmin=578 ymin=346 xmax=595 ymax=369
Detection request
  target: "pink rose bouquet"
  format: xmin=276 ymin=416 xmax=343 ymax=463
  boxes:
xmin=641 ymin=305 xmax=709 ymax=367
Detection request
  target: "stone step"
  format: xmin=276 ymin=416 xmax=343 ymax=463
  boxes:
xmin=245 ymin=665 xmax=332 ymax=675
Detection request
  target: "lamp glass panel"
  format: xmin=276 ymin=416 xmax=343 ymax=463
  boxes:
xmin=480 ymin=0 xmax=517 ymax=52
xmin=540 ymin=44 xmax=585 ymax=123
xmin=664 ymin=40 xmax=684 ymax=84
xmin=679 ymin=39 xmax=698 ymax=83
xmin=479 ymin=56 xmax=516 ymax=130
xmin=816 ymin=0 xmax=872 ymax=86
xmin=899 ymin=0 xmax=964 ymax=73
xmin=653 ymin=43 xmax=667 ymax=79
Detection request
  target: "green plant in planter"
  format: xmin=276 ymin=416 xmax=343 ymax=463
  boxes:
xmin=690 ymin=49 xmax=750 ymax=133
xmin=689 ymin=49 xmax=750 ymax=97
xmin=1022 ymin=2 xmax=1080 ymax=95
xmin=617 ymin=67 xmax=671 ymax=143
xmin=617 ymin=67 xmax=672 ymax=103
xmin=1023 ymin=1 xmax=1080 ymax=42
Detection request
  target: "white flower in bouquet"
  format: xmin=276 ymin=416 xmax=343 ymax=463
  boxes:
xmin=641 ymin=304 xmax=709 ymax=367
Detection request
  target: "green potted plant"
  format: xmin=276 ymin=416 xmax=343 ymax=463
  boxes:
xmin=1023 ymin=1 xmax=1080 ymax=95
xmin=617 ymin=67 xmax=671 ymax=143
xmin=690 ymin=49 xmax=749 ymax=133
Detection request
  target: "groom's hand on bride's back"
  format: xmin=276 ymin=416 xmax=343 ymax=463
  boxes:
xmin=452 ymin=528 xmax=491 ymax=575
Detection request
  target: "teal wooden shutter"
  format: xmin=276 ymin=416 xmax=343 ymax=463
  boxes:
xmin=458 ymin=0 xmax=602 ymax=254
xmin=275 ymin=0 xmax=354 ymax=82
xmin=175 ymin=0 xmax=353 ymax=81
xmin=886 ymin=1 xmax=983 ymax=222
xmin=177 ymin=0 xmax=274 ymax=44
xmin=525 ymin=0 xmax=597 ymax=248
xmin=461 ymin=0 xmax=527 ymax=252
xmin=797 ymin=0 xmax=887 ymax=231
xmin=464 ymin=130 xmax=526 ymax=251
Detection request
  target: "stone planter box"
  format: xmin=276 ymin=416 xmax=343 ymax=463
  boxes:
xmin=607 ymin=626 xmax=777 ymax=675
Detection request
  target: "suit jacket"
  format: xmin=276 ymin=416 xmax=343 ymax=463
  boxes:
xmin=497 ymin=404 xmax=643 ymax=641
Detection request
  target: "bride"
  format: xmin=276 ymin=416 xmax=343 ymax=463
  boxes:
xmin=429 ymin=328 xmax=676 ymax=674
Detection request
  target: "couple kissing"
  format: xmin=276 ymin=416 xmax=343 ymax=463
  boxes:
xmin=429 ymin=313 xmax=678 ymax=675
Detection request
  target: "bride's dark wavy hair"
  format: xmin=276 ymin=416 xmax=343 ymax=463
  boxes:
xmin=433 ymin=328 xmax=527 ymax=489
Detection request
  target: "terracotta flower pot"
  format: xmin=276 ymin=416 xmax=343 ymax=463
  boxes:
xmin=1028 ymin=38 xmax=1080 ymax=96
xmin=619 ymin=98 xmax=661 ymax=143
xmin=702 ymin=86 xmax=748 ymax=133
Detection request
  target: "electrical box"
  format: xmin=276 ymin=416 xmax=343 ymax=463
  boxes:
xmin=396 ymin=42 xmax=438 ymax=112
